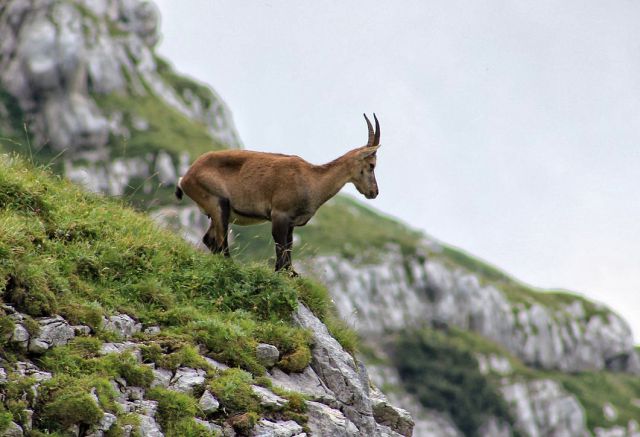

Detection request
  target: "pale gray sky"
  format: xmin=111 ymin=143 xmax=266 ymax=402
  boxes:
xmin=154 ymin=0 xmax=640 ymax=338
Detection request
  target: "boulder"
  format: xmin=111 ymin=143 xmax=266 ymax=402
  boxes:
xmin=306 ymin=401 xmax=358 ymax=437
xmin=251 ymin=419 xmax=303 ymax=437
xmin=28 ymin=316 xmax=75 ymax=354
xmin=169 ymin=367 xmax=206 ymax=394
xmin=251 ymin=385 xmax=286 ymax=408
xmin=1 ymin=422 xmax=24 ymax=437
xmin=102 ymin=314 xmax=142 ymax=339
xmin=150 ymin=367 xmax=173 ymax=388
xmin=256 ymin=343 xmax=280 ymax=368
xmin=198 ymin=390 xmax=219 ymax=414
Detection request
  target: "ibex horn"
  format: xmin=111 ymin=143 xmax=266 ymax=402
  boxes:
xmin=364 ymin=113 xmax=374 ymax=147
xmin=373 ymin=113 xmax=380 ymax=147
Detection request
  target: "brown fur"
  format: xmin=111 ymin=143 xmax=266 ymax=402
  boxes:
xmin=177 ymin=115 xmax=381 ymax=274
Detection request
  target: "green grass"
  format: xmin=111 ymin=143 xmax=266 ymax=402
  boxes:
xmin=94 ymin=93 xmax=225 ymax=159
xmin=0 ymin=154 xmax=361 ymax=433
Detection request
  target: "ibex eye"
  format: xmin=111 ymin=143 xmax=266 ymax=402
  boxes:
xmin=369 ymin=164 xmax=375 ymax=171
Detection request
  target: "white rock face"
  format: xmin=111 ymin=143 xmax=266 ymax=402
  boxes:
xmin=0 ymin=0 xmax=241 ymax=152
xmin=501 ymin=379 xmax=589 ymax=437
xmin=304 ymin=248 xmax=640 ymax=374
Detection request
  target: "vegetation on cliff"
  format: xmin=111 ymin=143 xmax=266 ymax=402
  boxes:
xmin=0 ymin=154 xmax=358 ymax=434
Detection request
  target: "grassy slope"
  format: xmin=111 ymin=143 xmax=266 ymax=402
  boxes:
xmin=0 ymin=155 xmax=355 ymax=435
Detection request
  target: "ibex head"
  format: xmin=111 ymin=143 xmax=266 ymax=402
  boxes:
xmin=350 ymin=113 xmax=381 ymax=199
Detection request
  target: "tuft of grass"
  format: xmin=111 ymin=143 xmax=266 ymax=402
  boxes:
xmin=208 ymin=368 xmax=260 ymax=414
xmin=147 ymin=387 xmax=199 ymax=435
xmin=37 ymin=375 xmax=117 ymax=431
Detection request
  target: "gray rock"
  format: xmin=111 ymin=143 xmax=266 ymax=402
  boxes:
xmin=251 ymin=385 xmax=287 ymax=408
xmin=98 ymin=413 xmax=117 ymax=432
xmin=306 ymin=401 xmax=359 ymax=437
xmin=155 ymin=151 xmax=176 ymax=186
xmin=14 ymin=361 xmax=52 ymax=381
xmin=102 ymin=314 xmax=142 ymax=339
xmin=144 ymin=326 xmax=161 ymax=335
xmin=501 ymin=379 xmax=589 ymax=437
xmin=194 ymin=418 xmax=222 ymax=434
xmin=10 ymin=324 xmax=29 ymax=349
xmin=126 ymin=386 xmax=145 ymax=401
xmin=0 ymin=368 xmax=7 ymax=384
xmin=100 ymin=342 xmax=142 ymax=361
xmin=251 ymin=419 xmax=303 ymax=437
xmin=2 ymin=422 xmax=24 ymax=437
xmin=71 ymin=325 xmax=91 ymax=336
xmin=198 ymin=390 xmax=220 ymax=414
xmin=169 ymin=367 xmax=206 ymax=393
xmin=138 ymin=414 xmax=164 ymax=437
xmin=28 ymin=316 xmax=75 ymax=354
xmin=151 ymin=367 xmax=173 ymax=388
xmin=603 ymin=403 xmax=618 ymax=421
xmin=294 ymin=304 xmax=376 ymax=434
xmin=369 ymin=387 xmax=414 ymax=437
xmin=268 ymin=367 xmax=337 ymax=407
xmin=256 ymin=343 xmax=280 ymax=368
xmin=203 ymin=356 xmax=229 ymax=371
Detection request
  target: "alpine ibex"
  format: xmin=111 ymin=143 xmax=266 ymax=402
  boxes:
xmin=176 ymin=114 xmax=381 ymax=274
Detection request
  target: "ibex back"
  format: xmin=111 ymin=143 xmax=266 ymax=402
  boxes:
xmin=176 ymin=114 xmax=381 ymax=275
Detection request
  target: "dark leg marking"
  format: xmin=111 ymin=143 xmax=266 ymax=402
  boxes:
xmin=271 ymin=216 xmax=290 ymax=272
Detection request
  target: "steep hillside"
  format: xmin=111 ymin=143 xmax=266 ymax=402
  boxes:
xmin=2 ymin=1 xmax=639 ymax=436
xmin=0 ymin=155 xmax=413 ymax=436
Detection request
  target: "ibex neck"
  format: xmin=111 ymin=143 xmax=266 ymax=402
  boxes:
xmin=314 ymin=153 xmax=353 ymax=206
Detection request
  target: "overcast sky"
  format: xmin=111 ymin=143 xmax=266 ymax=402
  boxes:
xmin=154 ymin=0 xmax=640 ymax=338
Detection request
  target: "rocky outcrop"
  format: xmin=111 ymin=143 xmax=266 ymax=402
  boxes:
xmin=0 ymin=303 xmax=412 ymax=436
xmin=0 ymin=0 xmax=240 ymax=153
xmin=293 ymin=303 xmax=414 ymax=436
xmin=306 ymin=247 xmax=640 ymax=374
xmin=501 ymin=379 xmax=589 ymax=437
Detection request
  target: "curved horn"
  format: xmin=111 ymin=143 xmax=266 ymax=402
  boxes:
xmin=364 ymin=113 xmax=374 ymax=147
xmin=373 ymin=113 xmax=380 ymax=146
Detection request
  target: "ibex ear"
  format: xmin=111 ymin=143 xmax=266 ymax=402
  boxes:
xmin=359 ymin=145 xmax=380 ymax=159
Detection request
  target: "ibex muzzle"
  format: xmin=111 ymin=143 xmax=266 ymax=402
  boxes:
xmin=176 ymin=114 xmax=382 ymax=274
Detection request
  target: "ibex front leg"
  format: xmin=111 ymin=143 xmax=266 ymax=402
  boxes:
xmin=271 ymin=214 xmax=294 ymax=274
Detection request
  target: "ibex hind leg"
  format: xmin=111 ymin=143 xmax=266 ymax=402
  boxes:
xmin=200 ymin=196 xmax=226 ymax=255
